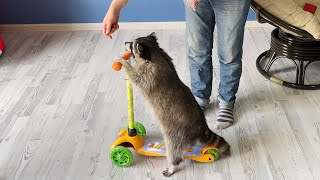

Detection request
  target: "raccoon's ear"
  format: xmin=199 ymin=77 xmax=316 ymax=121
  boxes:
xmin=149 ymin=32 xmax=156 ymax=37
xmin=137 ymin=43 xmax=151 ymax=60
xmin=148 ymin=32 xmax=157 ymax=42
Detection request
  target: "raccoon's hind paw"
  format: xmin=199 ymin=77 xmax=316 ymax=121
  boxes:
xmin=162 ymin=168 xmax=174 ymax=177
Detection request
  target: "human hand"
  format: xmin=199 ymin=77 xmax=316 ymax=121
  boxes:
xmin=103 ymin=10 xmax=120 ymax=39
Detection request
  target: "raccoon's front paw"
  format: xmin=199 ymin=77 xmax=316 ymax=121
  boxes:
xmin=162 ymin=168 xmax=174 ymax=177
xmin=116 ymin=58 xmax=130 ymax=66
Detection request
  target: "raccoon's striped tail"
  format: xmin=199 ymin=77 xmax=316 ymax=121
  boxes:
xmin=205 ymin=129 xmax=230 ymax=154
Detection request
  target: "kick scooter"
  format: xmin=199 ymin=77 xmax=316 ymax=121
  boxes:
xmin=109 ymin=51 xmax=220 ymax=167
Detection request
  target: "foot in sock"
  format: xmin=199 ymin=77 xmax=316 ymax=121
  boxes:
xmin=195 ymin=96 xmax=209 ymax=110
xmin=215 ymin=106 xmax=234 ymax=129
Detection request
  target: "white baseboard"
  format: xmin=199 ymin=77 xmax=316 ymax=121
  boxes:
xmin=0 ymin=23 xmax=102 ymax=32
xmin=245 ymin=21 xmax=273 ymax=28
xmin=0 ymin=21 xmax=272 ymax=32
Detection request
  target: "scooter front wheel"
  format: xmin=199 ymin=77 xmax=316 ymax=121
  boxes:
xmin=110 ymin=146 xmax=133 ymax=167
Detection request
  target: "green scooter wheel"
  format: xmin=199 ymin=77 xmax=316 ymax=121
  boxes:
xmin=126 ymin=122 xmax=146 ymax=137
xmin=205 ymin=149 xmax=220 ymax=161
xmin=110 ymin=146 xmax=133 ymax=167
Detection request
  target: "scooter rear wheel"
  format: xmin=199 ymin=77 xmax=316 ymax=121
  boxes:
xmin=205 ymin=149 xmax=220 ymax=161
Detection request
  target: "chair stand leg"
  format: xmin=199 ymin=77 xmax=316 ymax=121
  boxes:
xmin=263 ymin=51 xmax=277 ymax=72
xmin=296 ymin=61 xmax=305 ymax=85
xmin=255 ymin=28 xmax=320 ymax=90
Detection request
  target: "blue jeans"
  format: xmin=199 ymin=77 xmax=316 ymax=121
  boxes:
xmin=185 ymin=0 xmax=250 ymax=107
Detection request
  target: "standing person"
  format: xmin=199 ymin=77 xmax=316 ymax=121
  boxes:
xmin=103 ymin=0 xmax=251 ymax=130
xmin=184 ymin=0 xmax=250 ymax=129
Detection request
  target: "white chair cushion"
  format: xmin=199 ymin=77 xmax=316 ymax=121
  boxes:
xmin=254 ymin=0 xmax=320 ymax=39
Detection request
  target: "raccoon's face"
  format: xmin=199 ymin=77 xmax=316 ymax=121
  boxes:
xmin=125 ymin=32 xmax=159 ymax=65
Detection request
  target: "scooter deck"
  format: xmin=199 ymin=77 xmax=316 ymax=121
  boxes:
xmin=111 ymin=129 xmax=218 ymax=162
xmin=138 ymin=139 xmax=204 ymax=157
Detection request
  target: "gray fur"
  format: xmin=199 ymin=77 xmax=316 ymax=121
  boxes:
xmin=119 ymin=33 xmax=230 ymax=177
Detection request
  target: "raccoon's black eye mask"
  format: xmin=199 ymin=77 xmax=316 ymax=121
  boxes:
xmin=126 ymin=42 xmax=135 ymax=59
xmin=136 ymin=43 xmax=151 ymax=60
xmin=127 ymin=41 xmax=151 ymax=60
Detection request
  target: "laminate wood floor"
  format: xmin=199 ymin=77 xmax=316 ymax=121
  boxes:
xmin=1 ymin=28 xmax=320 ymax=180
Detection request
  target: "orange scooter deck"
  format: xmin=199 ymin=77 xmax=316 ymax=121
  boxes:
xmin=136 ymin=139 xmax=217 ymax=162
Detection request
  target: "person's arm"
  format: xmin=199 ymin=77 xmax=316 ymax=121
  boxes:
xmin=103 ymin=0 xmax=128 ymax=39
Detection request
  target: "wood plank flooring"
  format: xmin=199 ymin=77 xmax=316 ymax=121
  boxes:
xmin=1 ymin=28 xmax=320 ymax=180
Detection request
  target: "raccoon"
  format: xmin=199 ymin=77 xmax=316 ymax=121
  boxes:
xmin=117 ymin=32 xmax=230 ymax=177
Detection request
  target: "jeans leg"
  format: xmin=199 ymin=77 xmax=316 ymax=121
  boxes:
xmin=210 ymin=0 xmax=250 ymax=104
xmin=184 ymin=0 xmax=215 ymax=106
